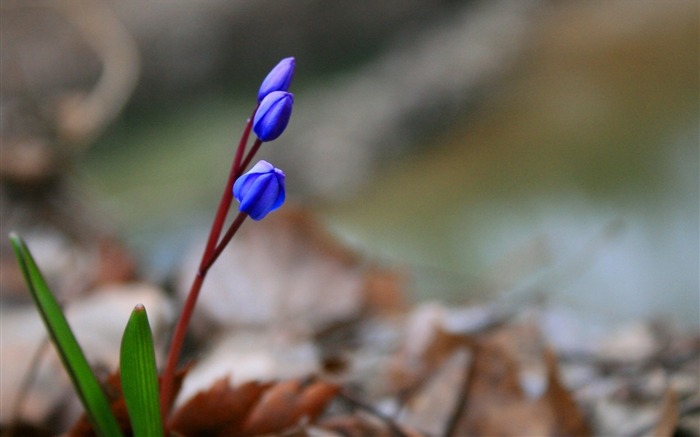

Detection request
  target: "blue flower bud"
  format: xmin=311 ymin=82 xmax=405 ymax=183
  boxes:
xmin=253 ymin=91 xmax=294 ymax=142
xmin=233 ymin=160 xmax=285 ymax=220
xmin=258 ymin=57 xmax=295 ymax=102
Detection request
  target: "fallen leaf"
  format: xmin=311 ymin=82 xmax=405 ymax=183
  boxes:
xmin=399 ymin=349 xmax=471 ymax=435
xmin=542 ymin=347 xmax=592 ymax=437
xmin=169 ymin=378 xmax=271 ymax=436
xmin=318 ymin=414 xmax=391 ymax=437
xmin=646 ymin=389 xmax=678 ymax=437
xmin=174 ymin=333 xmax=320 ymax=406
xmin=392 ymin=318 xmax=593 ymax=437
xmin=177 ymin=207 xmax=405 ymax=338
xmin=241 ymin=379 xmax=340 ymax=435
xmin=389 ymin=304 xmax=466 ymax=392
xmin=169 ymin=377 xmax=339 ymax=437
xmin=361 ymin=268 xmax=407 ymax=316
xmin=318 ymin=412 xmax=425 ymax=437
xmin=451 ymin=333 xmax=527 ymax=436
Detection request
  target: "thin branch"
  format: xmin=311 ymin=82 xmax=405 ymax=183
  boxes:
xmin=442 ymin=346 xmax=475 ymax=437
xmin=338 ymin=390 xmax=411 ymax=437
xmin=5 ymin=337 xmax=50 ymax=437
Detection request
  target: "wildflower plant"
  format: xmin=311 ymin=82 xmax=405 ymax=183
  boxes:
xmin=10 ymin=57 xmax=297 ymax=436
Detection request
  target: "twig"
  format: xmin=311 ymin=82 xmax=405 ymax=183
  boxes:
xmin=338 ymin=390 xmax=411 ymax=437
xmin=6 ymin=336 xmax=50 ymax=437
xmin=628 ymin=396 xmax=700 ymax=437
xmin=442 ymin=346 xmax=475 ymax=437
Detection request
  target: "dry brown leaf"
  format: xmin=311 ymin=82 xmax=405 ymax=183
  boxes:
xmin=647 ymin=389 xmax=678 ymax=437
xmin=169 ymin=378 xmax=271 ymax=436
xmin=542 ymin=347 xmax=592 ymax=437
xmin=241 ymin=379 xmax=340 ymax=435
xmin=319 ymin=412 xmax=425 ymax=437
xmin=385 ymin=310 xmax=597 ymax=436
xmin=169 ymin=377 xmax=339 ymax=437
xmin=175 ymin=333 xmax=321 ymax=406
xmin=361 ymin=268 xmax=407 ymax=316
xmin=452 ymin=334 xmax=526 ymax=436
xmin=399 ymin=349 xmax=470 ymax=435
xmin=286 ymin=380 xmax=343 ymax=425
xmin=177 ymin=207 xmax=406 ymax=337
xmin=419 ymin=327 xmax=471 ymax=375
xmin=390 ymin=305 xmax=470 ymax=393
xmin=451 ymin=332 xmax=593 ymax=437
xmin=319 ymin=414 xmax=389 ymax=437
xmin=240 ymin=379 xmax=308 ymax=435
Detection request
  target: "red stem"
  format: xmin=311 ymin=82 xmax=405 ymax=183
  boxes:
xmin=232 ymin=105 xmax=259 ymax=177
xmin=203 ymin=212 xmax=247 ymax=272
xmin=200 ymin=107 xmax=257 ymax=268
xmin=159 ymin=271 xmax=203 ymax=418
xmin=159 ymin=213 xmax=248 ymax=419
xmin=236 ymin=138 xmax=263 ymax=180
xmin=159 ymin=106 xmax=257 ymax=419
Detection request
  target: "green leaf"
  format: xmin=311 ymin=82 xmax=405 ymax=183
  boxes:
xmin=8 ymin=233 xmax=123 ymax=437
xmin=120 ymin=304 xmax=164 ymax=437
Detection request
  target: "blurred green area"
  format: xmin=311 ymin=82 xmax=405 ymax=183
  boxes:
xmin=81 ymin=98 xmax=249 ymax=226
xmin=80 ymin=1 xmax=698 ymax=325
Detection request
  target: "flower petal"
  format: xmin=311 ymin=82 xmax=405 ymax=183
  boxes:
xmin=254 ymin=92 xmax=294 ymax=142
xmin=233 ymin=160 xmax=286 ymax=220
xmin=258 ymin=57 xmax=295 ymax=102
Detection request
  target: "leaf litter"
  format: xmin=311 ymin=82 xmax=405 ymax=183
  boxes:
xmin=3 ymin=208 xmax=699 ymax=436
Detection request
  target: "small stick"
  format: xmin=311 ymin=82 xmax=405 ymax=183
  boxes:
xmin=442 ymin=346 xmax=475 ymax=437
xmin=337 ymin=390 xmax=411 ymax=437
xmin=6 ymin=336 xmax=50 ymax=437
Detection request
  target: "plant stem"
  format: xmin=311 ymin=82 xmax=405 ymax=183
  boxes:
xmin=232 ymin=105 xmax=259 ymax=177
xmin=200 ymin=108 xmax=256 ymax=267
xmin=159 ymin=271 xmax=204 ymax=418
xmin=237 ymin=139 xmax=263 ymax=179
xmin=159 ymin=108 xmax=258 ymax=419
xmin=203 ymin=212 xmax=248 ymax=272
xmin=159 ymin=213 xmax=248 ymax=418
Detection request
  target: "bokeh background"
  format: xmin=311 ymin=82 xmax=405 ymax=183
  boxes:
xmin=3 ymin=0 xmax=698 ymax=327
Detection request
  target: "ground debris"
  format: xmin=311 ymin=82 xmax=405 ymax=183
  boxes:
xmin=169 ymin=377 xmax=339 ymax=437
xmin=3 ymin=212 xmax=698 ymax=436
xmin=312 ymin=301 xmax=699 ymax=437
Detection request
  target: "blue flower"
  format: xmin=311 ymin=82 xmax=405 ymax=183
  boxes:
xmin=258 ymin=57 xmax=295 ymax=102
xmin=233 ymin=160 xmax=286 ymax=220
xmin=253 ymin=91 xmax=294 ymax=142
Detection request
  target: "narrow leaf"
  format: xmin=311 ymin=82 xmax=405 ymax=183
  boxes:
xmin=120 ymin=304 xmax=164 ymax=437
xmin=8 ymin=233 xmax=123 ymax=437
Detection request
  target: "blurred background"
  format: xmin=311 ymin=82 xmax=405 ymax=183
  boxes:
xmin=2 ymin=0 xmax=698 ymax=327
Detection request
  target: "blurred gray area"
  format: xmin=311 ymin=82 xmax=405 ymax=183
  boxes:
xmin=103 ymin=0 xmax=538 ymax=198
xmin=108 ymin=0 xmax=488 ymax=104
xmin=2 ymin=0 xmax=698 ymax=326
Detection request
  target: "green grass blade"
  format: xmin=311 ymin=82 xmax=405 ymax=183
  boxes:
xmin=8 ymin=233 xmax=123 ymax=437
xmin=120 ymin=304 xmax=164 ymax=437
